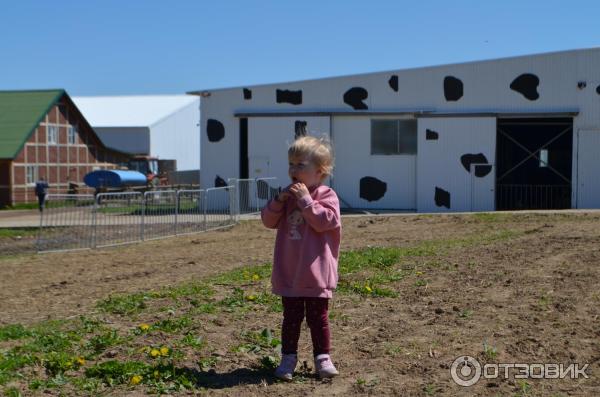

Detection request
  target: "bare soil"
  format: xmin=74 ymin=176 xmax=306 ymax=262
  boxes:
xmin=1 ymin=212 xmax=600 ymax=396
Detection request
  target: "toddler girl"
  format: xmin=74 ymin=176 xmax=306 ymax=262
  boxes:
xmin=261 ymin=135 xmax=341 ymax=381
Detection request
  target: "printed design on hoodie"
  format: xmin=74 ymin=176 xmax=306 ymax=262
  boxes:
xmin=287 ymin=209 xmax=304 ymax=240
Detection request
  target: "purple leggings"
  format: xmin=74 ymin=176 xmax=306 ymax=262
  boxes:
xmin=281 ymin=296 xmax=331 ymax=356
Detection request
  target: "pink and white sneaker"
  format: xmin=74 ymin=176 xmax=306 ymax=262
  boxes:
xmin=274 ymin=353 xmax=297 ymax=381
xmin=314 ymin=354 xmax=339 ymax=378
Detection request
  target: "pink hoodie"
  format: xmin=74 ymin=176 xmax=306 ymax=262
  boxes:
xmin=261 ymin=184 xmax=341 ymax=298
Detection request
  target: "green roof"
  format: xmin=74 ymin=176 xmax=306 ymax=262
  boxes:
xmin=0 ymin=89 xmax=65 ymax=159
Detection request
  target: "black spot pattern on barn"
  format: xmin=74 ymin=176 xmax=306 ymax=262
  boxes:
xmin=215 ymin=175 xmax=227 ymax=188
xmin=256 ymin=180 xmax=280 ymax=200
xmin=343 ymin=87 xmax=369 ymax=110
xmin=360 ymin=176 xmax=387 ymax=202
xmin=596 ymin=85 xmax=600 ymax=95
xmin=434 ymin=187 xmax=450 ymax=209
xmin=443 ymin=76 xmax=463 ymax=101
xmin=474 ymin=165 xmax=493 ymax=178
xmin=388 ymin=75 xmax=399 ymax=92
xmin=276 ymin=89 xmax=302 ymax=105
xmin=426 ymin=129 xmax=439 ymax=140
xmin=510 ymin=74 xmax=540 ymax=100
xmin=294 ymin=121 xmax=307 ymax=139
xmin=460 ymin=153 xmax=489 ymax=173
xmin=243 ymin=88 xmax=252 ymax=100
xmin=207 ymin=119 xmax=225 ymax=142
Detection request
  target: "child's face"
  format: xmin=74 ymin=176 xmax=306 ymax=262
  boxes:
xmin=288 ymin=155 xmax=322 ymax=188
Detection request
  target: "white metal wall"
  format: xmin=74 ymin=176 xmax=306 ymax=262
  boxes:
xmin=95 ymin=127 xmax=150 ymax=155
xmin=200 ymin=89 xmax=241 ymax=189
xmin=417 ymin=117 xmax=496 ymax=212
xmin=247 ymin=117 xmax=330 ymax=190
xmin=151 ymin=99 xmax=200 ymax=171
xmin=576 ymin=129 xmax=600 ymax=208
xmin=333 ymin=116 xmax=416 ymax=209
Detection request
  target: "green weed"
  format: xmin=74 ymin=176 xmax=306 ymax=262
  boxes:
xmin=179 ymin=333 xmax=206 ymax=351
xmin=233 ymin=328 xmax=280 ymax=354
xmin=0 ymin=324 xmax=31 ymax=342
xmin=152 ymin=316 xmax=193 ymax=333
xmin=482 ymin=342 xmax=498 ymax=361
xmin=97 ymin=292 xmax=150 ymax=315
xmin=84 ymin=329 xmax=124 ymax=356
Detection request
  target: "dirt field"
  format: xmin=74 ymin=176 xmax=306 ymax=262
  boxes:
xmin=1 ymin=212 xmax=600 ymax=396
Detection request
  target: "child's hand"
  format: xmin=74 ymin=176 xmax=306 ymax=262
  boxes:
xmin=289 ymin=183 xmax=309 ymax=199
xmin=275 ymin=185 xmax=293 ymax=202
xmin=275 ymin=190 xmax=292 ymax=202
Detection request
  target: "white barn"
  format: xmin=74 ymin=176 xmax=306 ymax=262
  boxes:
xmin=73 ymin=95 xmax=200 ymax=171
xmin=192 ymin=48 xmax=600 ymax=212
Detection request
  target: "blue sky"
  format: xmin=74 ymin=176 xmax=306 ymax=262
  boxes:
xmin=1 ymin=0 xmax=599 ymax=96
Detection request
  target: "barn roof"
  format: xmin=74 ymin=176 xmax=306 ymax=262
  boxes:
xmin=72 ymin=95 xmax=198 ymax=128
xmin=0 ymin=89 xmax=64 ymax=159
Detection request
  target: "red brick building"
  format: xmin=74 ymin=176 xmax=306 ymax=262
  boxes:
xmin=0 ymin=90 xmax=128 ymax=207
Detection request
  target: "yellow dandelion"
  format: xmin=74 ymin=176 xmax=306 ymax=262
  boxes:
xmin=415 ymin=271 xmax=424 ymax=276
xmin=160 ymin=346 xmax=169 ymax=356
xmin=365 ymin=285 xmax=373 ymax=293
xmin=252 ymin=274 xmax=260 ymax=281
xmin=139 ymin=323 xmax=150 ymax=331
xmin=130 ymin=375 xmax=142 ymax=385
xmin=246 ymin=294 xmax=257 ymax=301
xmin=150 ymin=349 xmax=160 ymax=358
xmin=76 ymin=357 xmax=86 ymax=366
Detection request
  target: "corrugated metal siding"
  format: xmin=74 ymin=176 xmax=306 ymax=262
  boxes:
xmin=247 ymin=116 xmax=330 ymax=189
xmin=332 ymin=116 xmax=416 ymax=210
xmin=200 ymin=90 xmax=241 ymax=189
xmin=576 ymin=129 xmax=600 ymax=208
xmin=150 ymin=100 xmax=200 ymax=171
xmin=417 ymin=118 xmax=496 ymax=212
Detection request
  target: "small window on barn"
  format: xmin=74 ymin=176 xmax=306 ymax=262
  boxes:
xmin=26 ymin=166 xmax=37 ymax=185
xmin=539 ymin=148 xmax=549 ymax=168
xmin=68 ymin=125 xmax=77 ymax=144
xmin=47 ymin=125 xmax=58 ymax=144
xmin=371 ymin=119 xmax=417 ymax=155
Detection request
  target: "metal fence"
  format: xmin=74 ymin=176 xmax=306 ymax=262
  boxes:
xmin=228 ymin=177 xmax=279 ymax=219
xmin=37 ymin=178 xmax=279 ymax=253
xmin=496 ymin=184 xmax=571 ymax=210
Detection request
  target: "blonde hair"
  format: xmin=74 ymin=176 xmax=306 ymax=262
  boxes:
xmin=288 ymin=135 xmax=334 ymax=179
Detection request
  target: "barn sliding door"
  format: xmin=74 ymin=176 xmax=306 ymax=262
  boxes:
xmin=577 ymin=129 xmax=600 ymax=209
xmin=417 ymin=117 xmax=496 ymax=212
xmin=247 ymin=117 xmax=330 ymax=189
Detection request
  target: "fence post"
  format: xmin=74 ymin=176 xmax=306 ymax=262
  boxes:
xmin=141 ymin=192 xmax=146 ymax=241
xmin=175 ymin=190 xmax=179 ymax=236
xmin=36 ymin=194 xmax=46 ymax=252
xmin=203 ymin=190 xmax=208 ymax=231
xmin=229 ymin=185 xmax=235 ymax=224
xmin=92 ymin=194 xmax=98 ymax=249
xmin=254 ymin=178 xmax=259 ymax=213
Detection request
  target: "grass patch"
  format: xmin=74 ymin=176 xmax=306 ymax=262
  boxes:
xmin=233 ymin=328 xmax=280 ymax=354
xmin=208 ymin=263 xmax=272 ymax=286
xmin=0 ymin=228 xmax=38 ymax=238
xmin=0 ymin=324 xmax=31 ymax=342
xmin=97 ymin=292 xmax=151 ymax=316
xmin=0 ymin=203 xmax=39 ymax=211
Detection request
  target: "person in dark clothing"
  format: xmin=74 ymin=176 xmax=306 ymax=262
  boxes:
xmin=34 ymin=177 xmax=49 ymax=212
